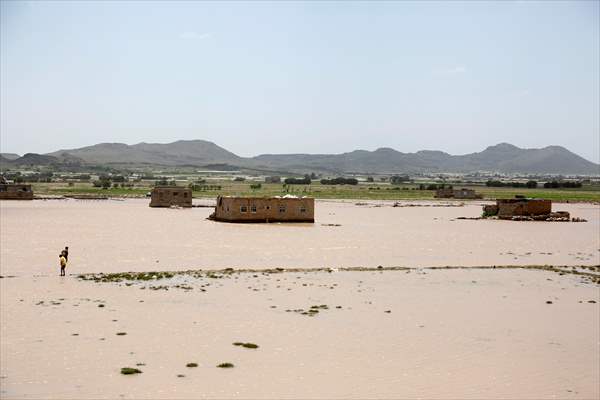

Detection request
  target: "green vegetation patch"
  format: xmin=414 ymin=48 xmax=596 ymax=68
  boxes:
xmin=78 ymin=271 xmax=176 ymax=283
xmin=120 ymin=367 xmax=142 ymax=375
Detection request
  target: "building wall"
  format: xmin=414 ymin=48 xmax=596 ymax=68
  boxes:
xmin=0 ymin=184 xmax=33 ymax=200
xmin=435 ymin=188 xmax=482 ymax=199
xmin=149 ymin=187 xmax=192 ymax=207
xmin=454 ymin=188 xmax=483 ymax=199
xmin=497 ymin=199 xmax=551 ymax=217
xmin=434 ymin=188 xmax=455 ymax=198
xmin=212 ymin=196 xmax=314 ymax=222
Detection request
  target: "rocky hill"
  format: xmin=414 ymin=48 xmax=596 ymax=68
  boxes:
xmin=253 ymin=143 xmax=599 ymax=175
xmin=0 ymin=153 xmax=20 ymax=160
xmin=47 ymin=140 xmax=242 ymax=166
xmin=2 ymin=140 xmax=596 ymax=175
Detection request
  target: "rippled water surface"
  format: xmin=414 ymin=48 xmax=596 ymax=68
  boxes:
xmin=1 ymin=199 xmax=599 ymax=399
xmin=1 ymin=199 xmax=599 ymax=276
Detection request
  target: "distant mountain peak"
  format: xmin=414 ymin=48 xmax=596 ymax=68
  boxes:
xmin=29 ymin=140 xmax=599 ymax=175
xmin=374 ymin=147 xmax=398 ymax=153
xmin=485 ymin=142 xmax=519 ymax=151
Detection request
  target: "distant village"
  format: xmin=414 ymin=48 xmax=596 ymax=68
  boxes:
xmin=3 ymin=168 xmax=586 ymax=223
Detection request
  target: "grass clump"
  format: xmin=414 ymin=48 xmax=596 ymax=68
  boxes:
xmin=233 ymin=342 xmax=259 ymax=349
xmin=217 ymin=362 xmax=234 ymax=368
xmin=120 ymin=367 xmax=142 ymax=375
xmin=116 ymin=332 xmax=127 ymax=336
xmin=186 ymin=363 xmax=198 ymax=368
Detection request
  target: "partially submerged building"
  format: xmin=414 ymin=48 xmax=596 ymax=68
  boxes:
xmin=149 ymin=186 xmax=192 ymax=208
xmin=483 ymin=196 xmax=568 ymax=220
xmin=210 ymin=195 xmax=314 ymax=223
xmin=435 ymin=188 xmax=482 ymax=199
xmin=0 ymin=176 xmax=33 ymax=200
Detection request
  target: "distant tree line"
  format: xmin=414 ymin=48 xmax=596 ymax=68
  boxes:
xmin=320 ymin=177 xmax=358 ymax=185
xmin=486 ymin=180 xmax=538 ymax=188
xmin=543 ymin=180 xmax=582 ymax=188
xmin=71 ymin=174 xmax=91 ymax=181
xmin=284 ymin=175 xmax=311 ymax=185
xmin=4 ymin=172 xmax=54 ymax=183
xmin=93 ymin=177 xmax=111 ymax=189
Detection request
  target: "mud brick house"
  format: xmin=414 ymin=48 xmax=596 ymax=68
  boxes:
xmin=149 ymin=186 xmax=192 ymax=207
xmin=483 ymin=196 xmax=556 ymax=219
xmin=210 ymin=195 xmax=314 ymax=223
xmin=435 ymin=188 xmax=483 ymax=199
xmin=0 ymin=182 xmax=33 ymax=200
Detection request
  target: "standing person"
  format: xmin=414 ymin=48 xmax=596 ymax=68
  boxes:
xmin=59 ymin=253 xmax=67 ymax=276
xmin=63 ymin=246 xmax=69 ymax=261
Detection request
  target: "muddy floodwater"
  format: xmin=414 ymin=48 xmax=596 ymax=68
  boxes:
xmin=1 ymin=199 xmax=599 ymax=276
xmin=1 ymin=199 xmax=599 ymax=399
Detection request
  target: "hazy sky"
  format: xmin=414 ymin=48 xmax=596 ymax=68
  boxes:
xmin=1 ymin=1 xmax=598 ymax=162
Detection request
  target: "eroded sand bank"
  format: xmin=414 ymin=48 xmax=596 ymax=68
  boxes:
xmin=1 ymin=199 xmax=599 ymax=276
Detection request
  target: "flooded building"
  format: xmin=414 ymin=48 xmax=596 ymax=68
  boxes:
xmin=210 ymin=195 xmax=314 ymax=223
xmin=482 ymin=196 xmax=567 ymax=220
xmin=149 ymin=186 xmax=192 ymax=208
xmin=0 ymin=183 xmax=34 ymax=200
xmin=435 ymin=188 xmax=482 ymax=199
xmin=0 ymin=177 xmax=33 ymax=200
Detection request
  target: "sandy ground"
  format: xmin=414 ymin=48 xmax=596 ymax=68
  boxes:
xmin=0 ymin=199 xmax=599 ymax=276
xmin=1 ymin=199 xmax=599 ymax=399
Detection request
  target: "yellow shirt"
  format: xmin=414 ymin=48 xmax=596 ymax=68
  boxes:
xmin=60 ymin=256 xmax=67 ymax=267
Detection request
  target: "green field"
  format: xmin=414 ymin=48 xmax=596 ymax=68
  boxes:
xmin=30 ymin=181 xmax=600 ymax=203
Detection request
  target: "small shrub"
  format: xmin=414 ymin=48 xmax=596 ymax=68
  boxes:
xmin=186 ymin=363 xmax=198 ymax=368
xmin=217 ymin=363 xmax=234 ymax=368
xmin=121 ymin=367 xmax=142 ymax=375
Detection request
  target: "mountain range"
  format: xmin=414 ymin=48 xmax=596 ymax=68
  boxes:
xmin=1 ymin=140 xmax=598 ymax=175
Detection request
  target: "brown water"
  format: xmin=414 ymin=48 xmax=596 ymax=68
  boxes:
xmin=1 ymin=268 xmax=598 ymax=399
xmin=1 ymin=199 xmax=599 ymax=399
xmin=1 ymin=199 xmax=599 ymax=276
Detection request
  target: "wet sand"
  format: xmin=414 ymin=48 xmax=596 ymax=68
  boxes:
xmin=1 ymin=199 xmax=598 ymax=276
xmin=1 ymin=199 xmax=599 ymax=399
